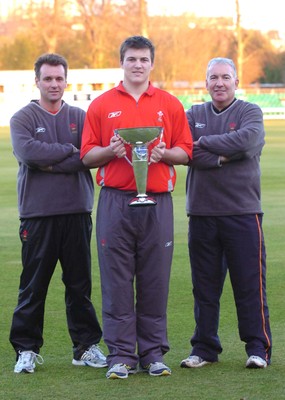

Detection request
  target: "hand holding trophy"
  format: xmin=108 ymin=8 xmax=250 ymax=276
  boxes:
xmin=114 ymin=126 xmax=163 ymax=206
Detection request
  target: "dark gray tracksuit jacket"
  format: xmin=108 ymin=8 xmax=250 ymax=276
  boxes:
xmin=10 ymin=100 xmax=94 ymax=218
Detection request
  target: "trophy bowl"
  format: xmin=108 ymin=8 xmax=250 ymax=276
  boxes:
xmin=114 ymin=126 xmax=163 ymax=206
xmin=115 ymin=126 xmax=162 ymax=145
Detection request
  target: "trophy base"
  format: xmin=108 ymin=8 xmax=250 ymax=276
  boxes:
xmin=128 ymin=196 xmax=157 ymax=207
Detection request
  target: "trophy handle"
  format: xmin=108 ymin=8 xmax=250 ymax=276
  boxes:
xmin=148 ymin=127 xmax=164 ymax=166
xmin=113 ymin=131 xmax=133 ymax=166
xmin=113 ymin=127 xmax=163 ymax=206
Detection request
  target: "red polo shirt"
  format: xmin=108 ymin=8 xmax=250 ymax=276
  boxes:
xmin=81 ymin=82 xmax=193 ymax=193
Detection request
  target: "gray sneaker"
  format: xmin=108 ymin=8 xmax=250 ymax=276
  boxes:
xmin=106 ymin=363 xmax=137 ymax=379
xmin=180 ymin=355 xmax=211 ymax=368
xmin=246 ymin=355 xmax=267 ymax=369
xmin=72 ymin=344 xmax=107 ymax=368
xmin=142 ymin=362 xmax=171 ymax=376
xmin=14 ymin=350 xmax=44 ymax=374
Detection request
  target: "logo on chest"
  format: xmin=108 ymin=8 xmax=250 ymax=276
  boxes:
xmin=35 ymin=127 xmax=46 ymax=133
xmin=108 ymin=111 xmax=122 ymax=118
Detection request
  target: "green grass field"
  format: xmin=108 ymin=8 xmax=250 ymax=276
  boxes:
xmin=0 ymin=121 xmax=284 ymax=400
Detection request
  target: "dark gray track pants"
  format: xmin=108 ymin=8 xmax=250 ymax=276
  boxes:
xmin=96 ymin=188 xmax=174 ymax=368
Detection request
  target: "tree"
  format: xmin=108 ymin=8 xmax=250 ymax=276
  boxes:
xmin=242 ymin=30 xmax=275 ymax=84
xmin=235 ymin=0 xmax=244 ymax=86
xmin=75 ymin=0 xmax=150 ymax=68
xmin=0 ymin=0 xmax=283 ymax=86
xmin=75 ymin=0 xmax=112 ymax=67
xmin=139 ymin=0 xmax=148 ymax=37
xmin=149 ymin=15 xmax=237 ymax=86
xmin=0 ymin=34 xmax=39 ymax=70
xmin=28 ymin=0 xmax=73 ymax=53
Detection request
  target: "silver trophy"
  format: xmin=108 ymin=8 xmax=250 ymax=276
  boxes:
xmin=114 ymin=126 xmax=163 ymax=206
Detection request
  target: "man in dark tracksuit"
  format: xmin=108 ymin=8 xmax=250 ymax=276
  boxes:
xmin=181 ymin=57 xmax=272 ymax=369
xmin=9 ymin=53 xmax=106 ymax=373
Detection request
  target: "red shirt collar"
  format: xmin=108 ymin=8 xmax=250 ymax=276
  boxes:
xmin=116 ymin=81 xmax=155 ymax=96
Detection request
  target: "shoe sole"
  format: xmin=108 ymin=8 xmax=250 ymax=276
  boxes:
xmin=72 ymin=360 xmax=107 ymax=368
xmin=180 ymin=360 xmax=211 ymax=368
xmin=246 ymin=362 xmax=267 ymax=369
xmin=14 ymin=368 xmax=34 ymax=373
xmin=149 ymin=370 xmax=171 ymax=376
xmin=14 ymin=362 xmax=36 ymax=373
xmin=107 ymin=372 xmax=128 ymax=379
xmin=106 ymin=368 xmax=137 ymax=379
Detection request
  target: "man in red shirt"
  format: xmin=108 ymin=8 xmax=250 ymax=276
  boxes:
xmin=81 ymin=36 xmax=193 ymax=379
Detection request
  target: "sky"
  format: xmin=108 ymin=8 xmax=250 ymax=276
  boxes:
xmin=147 ymin=0 xmax=285 ymax=36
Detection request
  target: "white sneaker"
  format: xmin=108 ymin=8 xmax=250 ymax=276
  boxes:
xmin=142 ymin=362 xmax=171 ymax=376
xmin=246 ymin=355 xmax=267 ymax=369
xmin=72 ymin=344 xmax=107 ymax=368
xmin=14 ymin=350 xmax=44 ymax=373
xmin=106 ymin=363 xmax=137 ymax=379
xmin=180 ymin=355 xmax=211 ymax=368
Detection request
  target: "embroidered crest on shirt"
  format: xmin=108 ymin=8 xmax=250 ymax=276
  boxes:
xmin=100 ymin=238 xmax=108 ymax=253
xmin=157 ymin=111 xmax=163 ymax=122
xmin=229 ymin=122 xmax=237 ymax=132
xmin=108 ymin=111 xmax=122 ymax=118
xmin=70 ymin=123 xmax=78 ymax=134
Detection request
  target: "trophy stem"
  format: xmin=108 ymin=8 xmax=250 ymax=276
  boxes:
xmin=129 ymin=145 xmax=155 ymax=206
xmin=132 ymin=158 xmax=148 ymax=196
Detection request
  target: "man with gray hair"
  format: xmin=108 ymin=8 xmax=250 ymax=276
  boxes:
xmin=181 ymin=57 xmax=272 ymax=369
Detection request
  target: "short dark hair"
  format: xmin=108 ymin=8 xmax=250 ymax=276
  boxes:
xmin=34 ymin=53 xmax=68 ymax=79
xmin=120 ymin=36 xmax=155 ymax=63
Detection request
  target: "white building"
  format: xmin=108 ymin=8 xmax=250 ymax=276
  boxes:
xmin=0 ymin=68 xmax=123 ymax=126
